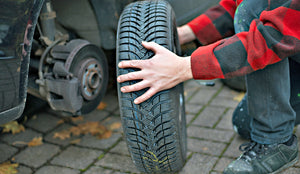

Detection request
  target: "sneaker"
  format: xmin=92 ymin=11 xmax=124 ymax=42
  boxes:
xmin=223 ymin=135 xmax=299 ymax=174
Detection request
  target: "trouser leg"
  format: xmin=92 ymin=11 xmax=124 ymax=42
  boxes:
xmin=232 ymin=58 xmax=300 ymax=140
xmin=247 ymin=58 xmax=296 ymax=144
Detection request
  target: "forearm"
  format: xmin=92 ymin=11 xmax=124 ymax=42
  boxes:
xmin=177 ymin=25 xmax=196 ymax=45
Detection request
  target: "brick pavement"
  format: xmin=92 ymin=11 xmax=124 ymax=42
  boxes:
xmin=1 ymin=80 xmax=300 ymax=174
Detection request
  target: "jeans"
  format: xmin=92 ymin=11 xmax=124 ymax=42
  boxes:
xmin=232 ymin=0 xmax=300 ymax=144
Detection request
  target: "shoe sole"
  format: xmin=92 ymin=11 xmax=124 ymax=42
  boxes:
xmin=271 ymin=155 xmax=299 ymax=174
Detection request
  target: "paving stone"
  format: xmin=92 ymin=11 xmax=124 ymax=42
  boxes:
xmin=223 ymin=135 xmax=248 ymax=158
xmin=192 ymin=106 xmax=226 ymax=128
xmin=210 ymin=97 xmax=239 ymax=108
xmin=101 ymin=93 xmax=119 ymax=112
xmin=187 ymin=138 xmax=226 ymax=156
xmin=44 ymin=124 xmax=80 ymax=147
xmin=25 ymin=112 xmax=60 ymax=133
xmin=210 ymin=172 xmax=222 ymax=174
xmin=84 ymin=166 xmax=114 ymax=174
xmin=82 ymin=110 xmax=110 ymax=123
xmin=51 ymin=146 xmax=103 ymax=170
xmin=179 ymin=153 xmax=218 ymax=174
xmin=0 ymin=143 xmax=18 ymax=163
xmin=101 ymin=116 xmax=123 ymax=132
xmin=78 ymin=133 xmax=122 ymax=150
xmin=284 ymin=167 xmax=300 ymax=174
xmin=213 ymin=157 xmax=232 ymax=172
xmin=185 ymin=103 xmax=203 ymax=115
xmin=217 ymin=86 xmax=241 ymax=98
xmin=185 ymin=79 xmax=222 ymax=90
xmin=216 ymin=109 xmax=234 ymax=130
xmin=35 ymin=165 xmax=79 ymax=174
xmin=17 ymin=165 xmax=33 ymax=174
xmin=187 ymin=126 xmax=234 ymax=143
xmin=186 ymin=114 xmax=195 ymax=125
xmin=14 ymin=143 xmax=60 ymax=168
xmin=95 ymin=153 xmax=140 ymax=173
xmin=1 ymin=129 xmax=42 ymax=148
xmin=188 ymin=89 xmax=217 ymax=105
xmin=183 ymin=82 xmax=200 ymax=101
xmin=110 ymin=141 xmax=130 ymax=156
xmin=293 ymin=151 xmax=300 ymax=167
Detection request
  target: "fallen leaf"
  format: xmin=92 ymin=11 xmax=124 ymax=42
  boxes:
xmin=109 ymin=122 xmax=122 ymax=130
xmin=71 ymin=116 xmax=84 ymax=123
xmin=53 ymin=130 xmax=71 ymax=140
xmin=1 ymin=121 xmax=25 ymax=134
xmin=98 ymin=130 xmax=112 ymax=139
xmin=97 ymin=102 xmax=107 ymax=110
xmin=202 ymin=147 xmax=209 ymax=151
xmin=57 ymin=119 xmax=65 ymax=125
xmin=69 ymin=127 xmax=81 ymax=136
xmin=70 ymin=139 xmax=81 ymax=144
xmin=53 ymin=121 xmax=112 ymax=140
xmin=233 ymin=92 xmax=245 ymax=102
xmin=27 ymin=137 xmax=43 ymax=147
xmin=0 ymin=162 xmax=19 ymax=174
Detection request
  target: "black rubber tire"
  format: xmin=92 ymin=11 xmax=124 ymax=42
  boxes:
xmin=116 ymin=0 xmax=186 ymax=173
xmin=221 ymin=76 xmax=246 ymax=92
xmin=69 ymin=45 xmax=109 ymax=114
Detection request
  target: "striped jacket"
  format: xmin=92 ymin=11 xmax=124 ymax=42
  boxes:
xmin=187 ymin=0 xmax=300 ymax=79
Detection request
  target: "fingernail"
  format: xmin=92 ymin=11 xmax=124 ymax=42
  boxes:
xmin=134 ymin=99 xmax=138 ymax=104
xmin=118 ymin=62 xmax=122 ymax=67
xmin=117 ymin=77 xmax=121 ymax=82
xmin=121 ymin=88 xmax=126 ymax=92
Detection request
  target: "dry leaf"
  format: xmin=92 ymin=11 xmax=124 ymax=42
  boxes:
xmin=69 ymin=127 xmax=81 ymax=136
xmin=109 ymin=122 xmax=122 ymax=130
xmin=98 ymin=130 xmax=112 ymax=139
xmin=97 ymin=102 xmax=107 ymax=110
xmin=70 ymin=139 xmax=81 ymax=144
xmin=1 ymin=121 xmax=25 ymax=134
xmin=53 ymin=130 xmax=71 ymax=140
xmin=233 ymin=92 xmax=245 ymax=102
xmin=202 ymin=147 xmax=209 ymax=151
xmin=0 ymin=162 xmax=19 ymax=174
xmin=57 ymin=119 xmax=65 ymax=125
xmin=71 ymin=116 xmax=84 ymax=123
xmin=27 ymin=137 xmax=43 ymax=147
xmin=53 ymin=121 xmax=112 ymax=140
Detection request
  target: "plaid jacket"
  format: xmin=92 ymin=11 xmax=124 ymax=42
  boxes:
xmin=187 ymin=0 xmax=300 ymax=79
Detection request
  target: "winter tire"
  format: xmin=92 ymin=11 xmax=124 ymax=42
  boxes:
xmin=116 ymin=0 xmax=187 ymax=173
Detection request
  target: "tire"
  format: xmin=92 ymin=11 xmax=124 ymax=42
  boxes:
xmin=69 ymin=45 xmax=109 ymax=114
xmin=221 ymin=76 xmax=246 ymax=92
xmin=116 ymin=0 xmax=186 ymax=173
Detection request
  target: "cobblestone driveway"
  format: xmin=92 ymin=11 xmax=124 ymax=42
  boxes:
xmin=1 ymin=80 xmax=300 ymax=174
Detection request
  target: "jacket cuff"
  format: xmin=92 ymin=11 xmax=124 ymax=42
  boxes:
xmin=190 ymin=41 xmax=225 ymax=80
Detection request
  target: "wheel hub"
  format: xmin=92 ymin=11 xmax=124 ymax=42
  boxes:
xmin=77 ymin=58 xmax=103 ymax=101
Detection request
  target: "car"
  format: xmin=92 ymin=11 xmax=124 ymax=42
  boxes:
xmin=0 ymin=0 xmax=223 ymax=125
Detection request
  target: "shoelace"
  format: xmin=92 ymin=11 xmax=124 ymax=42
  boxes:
xmin=239 ymin=141 xmax=267 ymax=162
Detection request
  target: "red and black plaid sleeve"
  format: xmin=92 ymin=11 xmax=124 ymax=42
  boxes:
xmin=190 ymin=0 xmax=300 ymax=80
xmin=187 ymin=0 xmax=237 ymax=45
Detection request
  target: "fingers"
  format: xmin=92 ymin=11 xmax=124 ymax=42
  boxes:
xmin=120 ymin=80 xmax=150 ymax=93
xmin=133 ymin=87 xmax=157 ymax=104
xmin=117 ymin=71 xmax=141 ymax=83
xmin=142 ymin=41 xmax=163 ymax=53
xmin=118 ymin=59 xmax=144 ymax=69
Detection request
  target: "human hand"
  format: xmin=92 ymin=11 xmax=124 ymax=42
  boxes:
xmin=177 ymin=25 xmax=196 ymax=45
xmin=117 ymin=41 xmax=192 ymax=104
